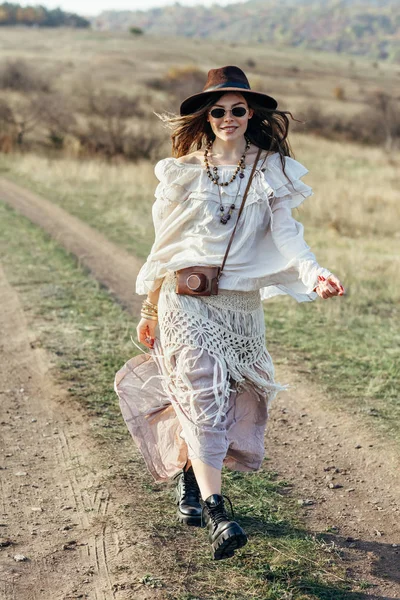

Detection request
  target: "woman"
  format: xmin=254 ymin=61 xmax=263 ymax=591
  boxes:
xmin=114 ymin=65 xmax=344 ymax=561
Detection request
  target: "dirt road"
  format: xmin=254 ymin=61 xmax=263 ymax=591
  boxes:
xmin=1 ymin=178 xmax=399 ymax=598
xmin=0 ymin=178 xmax=143 ymax=313
xmin=0 ymin=263 xmax=162 ymax=599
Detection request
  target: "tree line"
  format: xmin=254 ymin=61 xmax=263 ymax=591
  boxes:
xmin=0 ymin=3 xmax=90 ymax=27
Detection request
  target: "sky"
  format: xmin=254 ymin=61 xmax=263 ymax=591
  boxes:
xmin=27 ymin=0 xmax=244 ymax=17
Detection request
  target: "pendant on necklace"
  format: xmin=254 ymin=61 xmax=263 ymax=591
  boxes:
xmin=219 ymin=202 xmax=236 ymax=224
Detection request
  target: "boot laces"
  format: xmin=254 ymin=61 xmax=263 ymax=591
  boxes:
xmin=181 ymin=467 xmax=200 ymax=499
xmin=201 ymin=495 xmax=235 ymax=528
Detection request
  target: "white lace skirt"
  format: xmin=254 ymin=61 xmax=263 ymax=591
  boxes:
xmin=114 ymin=271 xmax=287 ymax=481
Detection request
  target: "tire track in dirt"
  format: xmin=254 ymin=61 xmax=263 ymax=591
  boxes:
xmin=0 ymin=263 xmax=111 ymax=600
xmin=1 ymin=178 xmax=400 ymax=596
xmin=0 ymin=262 xmax=152 ymax=600
xmin=55 ymin=427 xmax=110 ymax=582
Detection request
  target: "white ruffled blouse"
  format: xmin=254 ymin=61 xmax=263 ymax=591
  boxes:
xmin=136 ymin=152 xmax=332 ymax=302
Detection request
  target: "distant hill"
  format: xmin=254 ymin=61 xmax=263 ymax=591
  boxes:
xmin=0 ymin=3 xmax=90 ymax=27
xmin=92 ymin=0 xmax=400 ymax=62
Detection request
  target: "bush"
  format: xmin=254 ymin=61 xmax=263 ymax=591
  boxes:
xmin=31 ymin=93 xmax=77 ymax=149
xmin=124 ymin=127 xmax=166 ymax=161
xmin=69 ymin=83 xmax=148 ymax=157
xmin=76 ymin=81 xmax=143 ymax=119
xmin=0 ymin=99 xmax=17 ymax=152
xmin=293 ymin=105 xmax=330 ymax=136
xmin=73 ymin=120 xmax=165 ymax=161
xmin=354 ymin=91 xmax=400 ymax=150
xmin=75 ymin=120 xmax=126 ymax=157
xmin=129 ymin=26 xmax=144 ymax=36
xmin=146 ymin=65 xmax=206 ymax=102
xmin=0 ymin=95 xmax=43 ymax=150
xmin=0 ymin=59 xmax=51 ymax=93
xmin=246 ymin=58 xmax=257 ymax=68
xmin=295 ymin=92 xmax=400 ymax=151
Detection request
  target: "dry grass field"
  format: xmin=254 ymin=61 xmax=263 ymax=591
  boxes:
xmin=0 ymin=26 xmax=399 ymax=157
xmin=0 ymin=27 xmax=398 ymax=108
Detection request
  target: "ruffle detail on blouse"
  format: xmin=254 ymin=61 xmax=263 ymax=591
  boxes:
xmin=262 ymin=153 xmax=313 ymax=209
xmin=154 ymin=157 xmax=275 ymax=207
xmin=154 ymin=159 xmax=197 ymax=204
xmin=154 ymin=154 xmax=312 ymax=210
xmin=155 ymin=157 xmax=200 ymax=190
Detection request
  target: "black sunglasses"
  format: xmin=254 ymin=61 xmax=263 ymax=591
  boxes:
xmin=209 ymin=106 xmax=248 ymax=119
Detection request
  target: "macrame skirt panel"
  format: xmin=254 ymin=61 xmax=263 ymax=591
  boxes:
xmin=114 ymin=271 xmax=287 ymax=482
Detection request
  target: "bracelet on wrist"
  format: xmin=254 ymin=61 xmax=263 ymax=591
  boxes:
xmin=141 ymin=305 xmax=157 ymax=313
xmin=142 ymin=303 xmax=158 ymax=315
xmin=141 ymin=309 xmax=158 ymax=317
xmin=141 ymin=312 xmax=158 ymax=321
xmin=143 ymin=299 xmax=158 ymax=311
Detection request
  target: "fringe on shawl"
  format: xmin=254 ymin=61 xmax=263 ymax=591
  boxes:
xmin=133 ymin=271 xmax=288 ymax=427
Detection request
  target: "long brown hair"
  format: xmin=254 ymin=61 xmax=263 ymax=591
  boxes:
xmin=156 ymin=91 xmax=301 ymax=171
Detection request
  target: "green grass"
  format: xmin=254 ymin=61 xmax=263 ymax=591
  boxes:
xmin=0 ymin=200 xmax=369 ymax=599
xmin=263 ymin=222 xmax=400 ymax=436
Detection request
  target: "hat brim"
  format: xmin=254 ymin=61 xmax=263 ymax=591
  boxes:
xmin=180 ymin=88 xmax=278 ymax=116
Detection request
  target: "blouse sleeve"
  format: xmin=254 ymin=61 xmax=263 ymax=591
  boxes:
xmin=135 ymin=159 xmax=191 ymax=296
xmin=265 ymin=155 xmax=332 ymax=295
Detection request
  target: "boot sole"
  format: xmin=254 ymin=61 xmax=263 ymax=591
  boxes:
xmin=212 ymin=526 xmax=248 ymax=560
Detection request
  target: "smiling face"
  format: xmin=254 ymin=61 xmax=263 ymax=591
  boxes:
xmin=206 ymin=92 xmax=254 ymax=143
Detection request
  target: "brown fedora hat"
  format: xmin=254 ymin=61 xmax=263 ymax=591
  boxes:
xmin=180 ymin=65 xmax=277 ymax=116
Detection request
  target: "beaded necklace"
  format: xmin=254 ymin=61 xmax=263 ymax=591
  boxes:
xmin=204 ymin=136 xmax=251 ymax=186
xmin=204 ymin=137 xmax=251 ymax=225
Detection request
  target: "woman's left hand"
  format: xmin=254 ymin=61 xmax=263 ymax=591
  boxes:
xmin=314 ymin=274 xmax=345 ymax=299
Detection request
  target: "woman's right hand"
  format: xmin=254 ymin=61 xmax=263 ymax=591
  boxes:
xmin=136 ymin=317 xmax=157 ymax=349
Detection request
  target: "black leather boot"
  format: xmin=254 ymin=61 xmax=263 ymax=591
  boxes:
xmin=174 ymin=465 xmax=202 ymax=526
xmin=202 ymin=494 xmax=247 ymax=560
